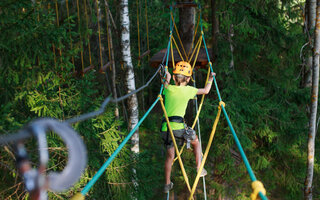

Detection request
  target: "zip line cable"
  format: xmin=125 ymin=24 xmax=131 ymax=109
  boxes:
xmin=66 ymin=64 xmax=162 ymax=124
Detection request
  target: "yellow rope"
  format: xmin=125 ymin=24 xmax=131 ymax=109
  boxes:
xmin=70 ymin=192 xmax=85 ymax=200
xmin=250 ymin=181 xmax=266 ymax=200
xmin=173 ymin=65 xmax=210 ymax=163
xmin=173 ymin=143 xmax=185 ymax=163
xmin=171 ymin=36 xmax=184 ymax=61
xmin=170 ymin=12 xmax=188 ymax=60
xmin=144 ymin=0 xmax=150 ymax=60
xmin=187 ymin=14 xmax=200 ymax=58
xmin=52 ymin=44 xmax=57 ymax=69
xmin=191 ymin=35 xmax=202 ymax=72
xmin=36 ymin=2 xmax=40 ymax=66
xmin=65 ymin=0 xmax=75 ymax=68
xmin=104 ymin=5 xmax=112 ymax=70
xmin=84 ymin=0 xmax=92 ymax=66
xmin=54 ymin=0 xmax=59 ymax=26
xmin=48 ymin=3 xmax=57 ymax=69
xmin=76 ymin=0 xmax=84 ymax=72
xmin=54 ymin=0 xmax=63 ymax=65
xmin=188 ymin=101 xmax=224 ymax=200
xmin=192 ymin=66 xmax=210 ymax=128
xmin=170 ymin=36 xmax=175 ymax=69
xmin=96 ymin=0 xmax=103 ymax=71
xmin=159 ymin=95 xmax=192 ymax=195
xmin=136 ymin=0 xmax=141 ymax=67
xmin=188 ymin=35 xmax=202 ymax=63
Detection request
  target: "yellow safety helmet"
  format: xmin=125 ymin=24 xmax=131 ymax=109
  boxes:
xmin=173 ymin=61 xmax=192 ymax=77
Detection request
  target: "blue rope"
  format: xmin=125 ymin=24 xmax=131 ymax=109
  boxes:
xmin=160 ymin=6 xmax=174 ymax=95
xmin=199 ymin=6 xmax=268 ymax=200
xmin=81 ymin=97 xmax=160 ymax=195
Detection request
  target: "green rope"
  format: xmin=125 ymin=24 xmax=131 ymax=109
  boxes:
xmin=198 ymin=4 xmax=268 ymax=200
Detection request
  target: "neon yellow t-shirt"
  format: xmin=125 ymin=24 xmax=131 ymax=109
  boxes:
xmin=161 ymin=85 xmax=198 ymax=131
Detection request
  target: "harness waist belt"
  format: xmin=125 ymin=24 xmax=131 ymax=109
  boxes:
xmin=161 ymin=116 xmax=184 ymax=124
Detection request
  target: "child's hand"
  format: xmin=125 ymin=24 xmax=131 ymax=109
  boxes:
xmin=166 ymin=70 xmax=171 ymax=78
xmin=164 ymin=70 xmax=171 ymax=88
xmin=209 ymin=72 xmax=216 ymax=80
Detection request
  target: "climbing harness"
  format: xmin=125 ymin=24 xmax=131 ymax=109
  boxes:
xmin=163 ymin=4 xmax=269 ymax=200
xmin=161 ymin=116 xmax=185 ymax=147
xmin=184 ymin=127 xmax=196 ymax=149
xmin=160 ymin=116 xmax=196 ymax=149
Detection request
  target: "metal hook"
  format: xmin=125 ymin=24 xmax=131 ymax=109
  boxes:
xmin=9 ymin=118 xmax=87 ymax=200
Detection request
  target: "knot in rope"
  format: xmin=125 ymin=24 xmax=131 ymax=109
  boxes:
xmin=208 ymin=61 xmax=212 ymax=67
xmin=70 ymin=193 xmax=85 ymax=200
xmin=158 ymin=95 xmax=163 ymax=101
xmin=250 ymin=180 xmax=266 ymax=200
xmin=201 ymin=30 xmax=204 ymax=35
xmin=219 ymin=101 xmax=225 ymax=109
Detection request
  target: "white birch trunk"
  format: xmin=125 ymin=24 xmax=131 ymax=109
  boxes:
xmin=309 ymin=0 xmax=317 ymax=29
xmin=304 ymin=1 xmax=320 ymax=199
xmin=304 ymin=0 xmax=317 ymax=87
xmin=120 ymin=2 xmax=139 ymax=197
xmin=120 ymin=0 xmax=139 ymax=153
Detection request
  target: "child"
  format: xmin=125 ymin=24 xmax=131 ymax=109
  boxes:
xmin=161 ymin=61 xmax=215 ymax=193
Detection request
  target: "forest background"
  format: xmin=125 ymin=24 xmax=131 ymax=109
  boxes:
xmin=0 ymin=0 xmax=319 ymax=199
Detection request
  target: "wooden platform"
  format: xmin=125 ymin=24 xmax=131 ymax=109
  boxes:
xmin=149 ymin=48 xmax=212 ymax=68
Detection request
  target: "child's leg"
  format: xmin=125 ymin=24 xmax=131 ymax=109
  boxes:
xmin=165 ymin=147 xmax=175 ymax=184
xmin=190 ymin=135 xmax=201 ymax=169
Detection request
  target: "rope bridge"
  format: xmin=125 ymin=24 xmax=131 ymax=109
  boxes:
xmin=0 ymin=2 xmax=268 ymax=200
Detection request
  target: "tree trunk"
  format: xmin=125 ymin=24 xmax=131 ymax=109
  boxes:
xmin=303 ymin=0 xmax=317 ymax=88
xmin=228 ymin=24 xmax=234 ymax=69
xmin=211 ymin=0 xmax=219 ymax=59
xmin=178 ymin=0 xmax=195 ymax=57
xmin=105 ymin=0 xmax=119 ymax=119
xmin=304 ymin=1 xmax=320 ymax=199
xmin=96 ymin=0 xmax=105 ymax=70
xmin=120 ymin=0 xmax=139 ymax=153
xmin=178 ymin=0 xmax=195 ymax=124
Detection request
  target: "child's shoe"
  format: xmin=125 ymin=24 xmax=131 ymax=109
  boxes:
xmin=164 ymin=182 xmax=173 ymax=193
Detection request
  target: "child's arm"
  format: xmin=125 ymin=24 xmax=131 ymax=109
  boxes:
xmin=164 ymin=70 xmax=171 ymax=88
xmin=196 ymin=72 xmax=216 ymax=95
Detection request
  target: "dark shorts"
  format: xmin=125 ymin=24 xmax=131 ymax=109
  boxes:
xmin=162 ymin=129 xmax=194 ymax=149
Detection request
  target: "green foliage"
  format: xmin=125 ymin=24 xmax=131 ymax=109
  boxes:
xmin=193 ymin=0 xmax=315 ymax=199
xmin=0 ymin=1 xmax=130 ymax=199
xmin=0 ymin=0 xmax=319 ymax=199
